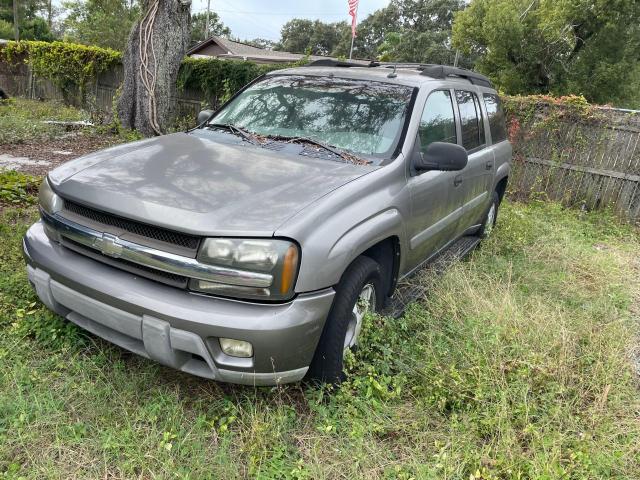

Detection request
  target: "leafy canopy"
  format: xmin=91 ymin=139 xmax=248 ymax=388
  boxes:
xmin=0 ymin=0 xmax=54 ymax=41
xmin=275 ymin=1 xmax=467 ymax=66
xmin=62 ymin=0 xmax=140 ymax=50
xmin=190 ymin=11 xmax=230 ymax=47
xmin=276 ymin=19 xmax=348 ymax=56
xmin=452 ymin=0 xmax=640 ymax=106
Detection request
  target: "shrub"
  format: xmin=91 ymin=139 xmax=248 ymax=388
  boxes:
xmin=0 ymin=41 xmax=121 ymax=102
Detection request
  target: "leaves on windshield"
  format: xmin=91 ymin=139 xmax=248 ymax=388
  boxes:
xmin=211 ymin=75 xmax=412 ymax=159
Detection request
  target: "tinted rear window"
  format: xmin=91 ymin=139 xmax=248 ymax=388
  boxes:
xmin=455 ymin=90 xmax=484 ymax=150
xmin=483 ymin=93 xmax=507 ymax=143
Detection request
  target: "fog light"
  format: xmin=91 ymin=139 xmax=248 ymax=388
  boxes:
xmin=219 ymin=338 xmax=253 ymax=358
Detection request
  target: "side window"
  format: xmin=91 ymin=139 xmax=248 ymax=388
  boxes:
xmin=473 ymin=93 xmax=486 ymax=145
xmin=418 ymin=90 xmax=456 ymax=152
xmin=483 ymin=93 xmax=507 ymax=143
xmin=455 ymin=90 xmax=484 ymax=150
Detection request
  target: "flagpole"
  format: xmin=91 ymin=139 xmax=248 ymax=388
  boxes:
xmin=349 ymin=3 xmax=358 ymax=60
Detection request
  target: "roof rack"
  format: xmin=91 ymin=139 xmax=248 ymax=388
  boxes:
xmin=304 ymin=59 xmax=380 ymax=68
xmin=419 ymin=65 xmax=493 ymax=87
xmin=302 ymin=59 xmax=493 ymax=87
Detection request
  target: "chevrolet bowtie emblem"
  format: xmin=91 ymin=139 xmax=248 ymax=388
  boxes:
xmin=94 ymin=233 xmax=124 ymax=258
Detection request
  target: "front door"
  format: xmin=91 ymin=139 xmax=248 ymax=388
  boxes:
xmin=407 ymin=89 xmax=463 ymax=270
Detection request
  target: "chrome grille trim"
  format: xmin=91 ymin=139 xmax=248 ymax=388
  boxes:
xmin=63 ymin=200 xmax=201 ymax=250
xmin=41 ymin=210 xmax=274 ymax=288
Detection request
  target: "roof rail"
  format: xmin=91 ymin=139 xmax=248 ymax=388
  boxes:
xmin=419 ymin=65 xmax=493 ymax=87
xmin=380 ymin=62 xmax=427 ymax=69
xmin=305 ymin=59 xmax=380 ymax=68
xmin=302 ymin=59 xmax=493 ymax=87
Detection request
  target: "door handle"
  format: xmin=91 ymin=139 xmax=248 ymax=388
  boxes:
xmin=454 ymin=175 xmax=463 ymax=187
xmin=485 ymin=161 xmax=494 ymax=170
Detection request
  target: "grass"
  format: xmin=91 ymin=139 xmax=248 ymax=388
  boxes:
xmin=0 ymin=192 xmax=639 ymax=479
xmin=0 ymin=171 xmax=39 ymax=207
xmin=0 ymin=98 xmax=91 ymax=144
xmin=0 ymin=97 xmax=193 ymax=146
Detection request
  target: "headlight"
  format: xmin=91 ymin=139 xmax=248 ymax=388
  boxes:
xmin=39 ymin=177 xmax=63 ymax=215
xmin=190 ymin=238 xmax=300 ymax=301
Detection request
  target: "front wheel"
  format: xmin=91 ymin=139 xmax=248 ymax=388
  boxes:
xmin=306 ymin=256 xmax=383 ymax=384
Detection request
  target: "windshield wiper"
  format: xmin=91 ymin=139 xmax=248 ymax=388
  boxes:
xmin=265 ymin=134 xmax=370 ymax=165
xmin=207 ymin=123 xmax=258 ymax=145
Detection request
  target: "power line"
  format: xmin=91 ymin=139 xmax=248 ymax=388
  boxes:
xmin=191 ymin=8 xmax=349 ymax=17
xmin=214 ymin=0 xmax=283 ymax=40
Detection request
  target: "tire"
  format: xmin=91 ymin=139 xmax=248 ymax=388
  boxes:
xmin=478 ymin=191 xmax=500 ymax=238
xmin=306 ymin=256 xmax=384 ymax=384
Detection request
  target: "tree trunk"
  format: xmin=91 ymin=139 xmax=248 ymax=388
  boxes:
xmin=117 ymin=0 xmax=191 ymax=136
xmin=13 ymin=0 xmax=19 ymax=41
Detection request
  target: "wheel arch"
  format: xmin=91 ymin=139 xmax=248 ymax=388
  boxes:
xmin=359 ymin=236 xmax=401 ymax=299
xmin=495 ymin=175 xmax=509 ymax=203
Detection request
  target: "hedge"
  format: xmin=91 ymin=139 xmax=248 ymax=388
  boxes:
xmin=0 ymin=41 xmax=121 ymax=100
xmin=177 ymin=57 xmax=292 ymax=105
xmin=0 ymin=40 xmax=300 ymax=107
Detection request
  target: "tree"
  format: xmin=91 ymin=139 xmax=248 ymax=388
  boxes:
xmin=333 ymin=3 xmax=401 ymax=59
xmin=0 ymin=0 xmax=55 ymax=40
xmin=332 ymin=0 xmax=466 ymax=64
xmin=62 ymin=0 xmax=140 ymax=50
xmin=117 ymin=0 xmax=191 ymax=136
xmin=244 ymin=37 xmax=277 ymax=50
xmin=189 ymin=11 xmax=229 ymax=46
xmin=452 ymin=0 xmax=640 ymax=105
xmin=277 ymin=19 xmax=348 ymax=56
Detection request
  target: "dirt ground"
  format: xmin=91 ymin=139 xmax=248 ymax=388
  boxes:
xmin=0 ymin=132 xmax=123 ymax=176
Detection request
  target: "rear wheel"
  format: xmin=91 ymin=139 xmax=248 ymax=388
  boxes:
xmin=478 ymin=191 xmax=500 ymax=238
xmin=307 ymin=256 xmax=383 ymax=383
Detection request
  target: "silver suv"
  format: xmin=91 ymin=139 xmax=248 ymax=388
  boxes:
xmin=23 ymin=62 xmax=511 ymax=385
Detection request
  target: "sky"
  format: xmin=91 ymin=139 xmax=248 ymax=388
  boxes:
xmin=190 ymin=0 xmax=391 ymax=42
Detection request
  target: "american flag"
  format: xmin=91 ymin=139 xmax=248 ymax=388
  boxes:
xmin=348 ymin=0 xmax=359 ymax=38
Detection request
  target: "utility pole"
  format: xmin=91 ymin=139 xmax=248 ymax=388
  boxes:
xmin=205 ymin=0 xmax=211 ymax=38
xmin=13 ymin=0 xmax=19 ymax=41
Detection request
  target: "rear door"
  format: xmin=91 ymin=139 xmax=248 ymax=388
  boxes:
xmin=453 ymin=89 xmax=494 ymax=234
xmin=406 ymin=89 xmax=462 ymax=269
xmin=483 ymin=92 xmax=512 ymax=176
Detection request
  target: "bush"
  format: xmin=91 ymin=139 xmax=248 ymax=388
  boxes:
xmin=0 ymin=41 xmax=121 ymax=101
xmin=177 ymin=57 xmax=301 ymax=107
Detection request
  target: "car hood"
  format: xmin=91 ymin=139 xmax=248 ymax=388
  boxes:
xmin=49 ymin=132 xmax=375 ymax=236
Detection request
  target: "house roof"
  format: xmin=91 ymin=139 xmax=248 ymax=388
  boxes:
xmin=187 ymin=36 xmax=306 ymax=63
xmin=186 ymin=36 xmax=370 ymax=65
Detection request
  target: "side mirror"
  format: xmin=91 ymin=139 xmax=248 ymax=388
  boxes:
xmin=414 ymin=142 xmax=468 ymax=172
xmin=197 ymin=109 xmax=214 ymax=126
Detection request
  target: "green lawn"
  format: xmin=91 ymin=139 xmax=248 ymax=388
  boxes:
xmin=0 ymin=98 xmax=90 ymax=145
xmin=0 ymin=190 xmax=639 ymax=478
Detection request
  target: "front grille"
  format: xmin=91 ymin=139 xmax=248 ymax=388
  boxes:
xmin=64 ymin=200 xmax=200 ymax=250
xmin=61 ymin=237 xmax=189 ymax=289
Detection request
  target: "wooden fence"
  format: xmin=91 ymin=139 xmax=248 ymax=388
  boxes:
xmin=0 ymin=61 xmax=205 ymax=120
xmin=507 ymin=102 xmax=640 ymax=224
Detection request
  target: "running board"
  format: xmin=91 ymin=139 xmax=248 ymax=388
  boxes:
xmin=382 ymin=235 xmax=481 ymax=318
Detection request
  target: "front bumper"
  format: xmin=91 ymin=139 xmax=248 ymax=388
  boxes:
xmin=23 ymin=221 xmax=335 ymax=385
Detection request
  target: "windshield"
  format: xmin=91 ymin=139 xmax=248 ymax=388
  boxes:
xmin=208 ymin=75 xmax=414 ymax=159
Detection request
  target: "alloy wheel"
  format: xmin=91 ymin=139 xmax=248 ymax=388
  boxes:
xmin=344 ymin=283 xmax=376 ymax=351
